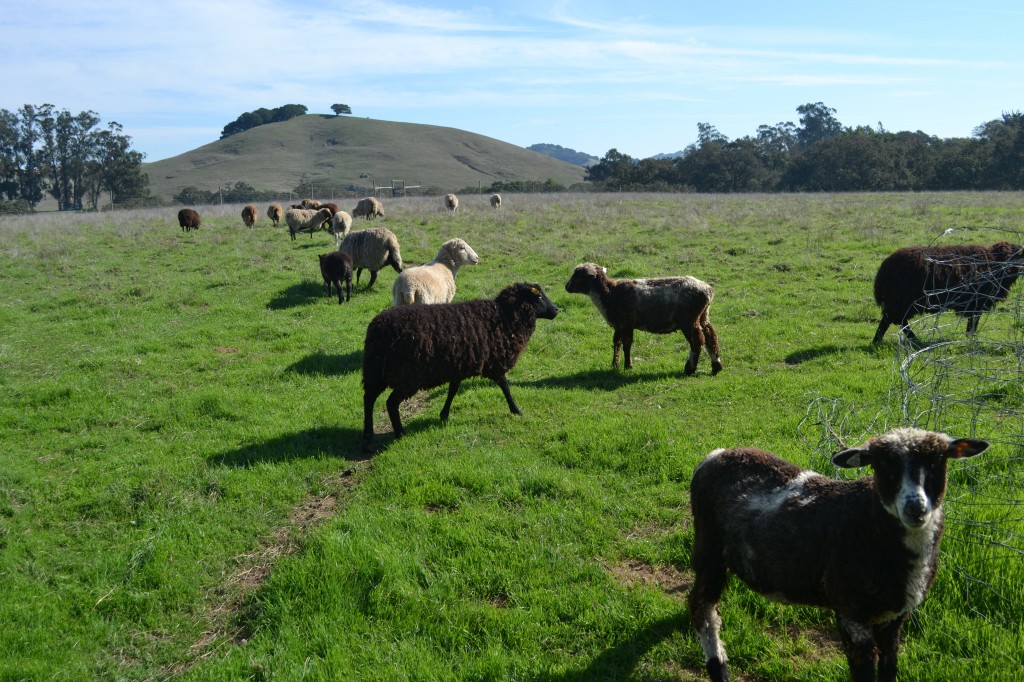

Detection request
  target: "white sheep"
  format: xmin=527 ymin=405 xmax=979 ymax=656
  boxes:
xmin=339 ymin=227 xmax=404 ymax=287
xmin=284 ymin=207 xmax=334 ymax=241
xmin=489 ymin=193 xmax=502 ymax=209
xmin=392 ymin=238 xmax=480 ymax=306
xmin=327 ymin=210 xmax=353 ymax=245
xmin=443 ymin=193 xmax=459 ymax=212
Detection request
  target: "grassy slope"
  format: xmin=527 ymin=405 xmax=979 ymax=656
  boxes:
xmin=1 ymin=193 xmax=1022 ymax=681
xmin=142 ymin=116 xmax=588 ymax=201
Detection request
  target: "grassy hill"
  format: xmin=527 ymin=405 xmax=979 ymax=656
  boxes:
xmin=142 ymin=115 xmax=588 ymax=201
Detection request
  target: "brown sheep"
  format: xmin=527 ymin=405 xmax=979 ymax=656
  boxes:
xmin=267 ymin=203 xmax=284 ymax=227
xmin=241 ymin=204 xmax=258 ymax=228
xmin=177 ymin=208 xmax=200 ymax=232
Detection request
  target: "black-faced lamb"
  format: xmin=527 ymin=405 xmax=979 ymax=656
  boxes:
xmin=443 ymin=193 xmax=459 ymax=212
xmin=564 ymin=262 xmax=722 ymax=375
xmin=338 ymin=227 xmax=403 ymax=287
xmin=177 ymin=208 xmax=200 ymax=232
xmin=872 ymin=241 xmax=1024 ymax=343
xmin=267 ymin=203 xmax=284 ymax=227
xmin=241 ymin=204 xmax=258 ymax=228
xmin=352 ymin=196 xmax=385 ymax=220
xmin=688 ymin=428 xmax=988 ymax=682
xmin=391 ymin=237 xmax=479 ymax=306
xmin=318 ymin=250 xmax=353 ymax=304
xmin=489 ymin=193 xmax=502 ymax=209
xmin=284 ymin=207 xmax=334 ymax=241
xmin=361 ymin=282 xmax=559 ymax=448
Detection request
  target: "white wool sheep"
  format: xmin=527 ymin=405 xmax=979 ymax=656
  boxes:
xmin=443 ymin=193 xmax=459 ymax=212
xmin=339 ymin=227 xmax=404 ymax=287
xmin=392 ymin=238 xmax=480 ymax=306
xmin=489 ymin=193 xmax=502 ymax=209
xmin=285 ymin=207 xmax=334 ymax=241
xmin=327 ymin=210 xmax=353 ymax=245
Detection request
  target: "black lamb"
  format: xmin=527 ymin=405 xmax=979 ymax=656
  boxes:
xmin=361 ymin=282 xmax=559 ymax=448
xmin=872 ymin=241 xmax=1024 ymax=343
xmin=318 ymin=251 xmax=353 ymax=304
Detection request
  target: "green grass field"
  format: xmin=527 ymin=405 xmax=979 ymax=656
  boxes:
xmin=2 ymin=193 xmax=1022 ymax=680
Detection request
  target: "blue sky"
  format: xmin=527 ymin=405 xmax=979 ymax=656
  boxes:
xmin=3 ymin=0 xmax=1022 ymax=162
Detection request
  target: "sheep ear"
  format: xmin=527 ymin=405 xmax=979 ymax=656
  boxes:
xmin=832 ymin=445 xmax=870 ymax=468
xmin=946 ymin=438 xmax=988 ymax=459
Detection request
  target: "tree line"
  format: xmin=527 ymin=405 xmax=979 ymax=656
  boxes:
xmin=585 ymin=103 xmax=1024 ymax=192
xmin=0 ymin=104 xmax=149 ymax=213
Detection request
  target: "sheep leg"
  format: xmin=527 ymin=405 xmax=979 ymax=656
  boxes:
xmin=621 ymin=330 xmax=635 ymax=369
xmin=344 ymin=277 xmax=351 ymax=303
xmin=492 ymin=375 xmax=522 ymax=415
xmin=385 ymin=390 xmax=408 ymax=438
xmin=612 ymin=330 xmax=623 ymax=368
xmin=703 ymin=321 xmax=723 ymax=374
xmin=872 ymin=313 xmax=892 ymax=344
xmin=439 ymin=380 xmax=462 ymax=421
xmin=362 ymin=386 xmax=385 ymax=447
xmin=836 ymin=615 xmax=878 ymax=682
xmin=967 ymin=313 xmax=980 ymax=335
xmin=355 ymin=268 xmax=364 ymax=285
xmin=368 ymin=269 xmax=379 ymax=287
xmin=689 ymin=521 xmax=731 ymax=682
xmin=684 ymin=324 xmax=705 ymax=375
xmin=873 ymin=617 xmax=906 ymax=682
xmin=335 ymin=280 xmax=344 ymax=305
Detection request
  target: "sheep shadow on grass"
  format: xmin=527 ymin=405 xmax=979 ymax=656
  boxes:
xmin=267 ymin=281 xmax=326 ymax=309
xmin=533 ymin=612 xmax=691 ymax=681
xmin=518 ymin=367 xmax=686 ymax=392
xmin=209 ymin=426 xmax=370 ymax=467
xmin=783 ymin=343 xmax=882 ymax=365
xmin=286 ymin=350 xmax=362 ymax=377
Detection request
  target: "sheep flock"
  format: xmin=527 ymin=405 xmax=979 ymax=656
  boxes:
xmin=163 ymin=194 xmax=1019 ymax=681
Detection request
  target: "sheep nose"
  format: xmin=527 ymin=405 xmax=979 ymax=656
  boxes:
xmin=902 ymin=499 xmax=930 ymax=526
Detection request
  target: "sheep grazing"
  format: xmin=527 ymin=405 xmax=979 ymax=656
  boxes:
xmin=688 ymin=428 xmax=988 ymax=682
xmin=327 ymin=210 xmax=353 ymax=245
xmin=564 ymin=262 xmax=722 ymax=375
xmin=299 ymin=198 xmax=321 ymax=209
xmin=361 ymin=282 xmax=559 ymax=448
xmin=443 ymin=193 xmax=459 ymax=212
xmin=177 ymin=208 xmax=200 ymax=232
xmin=872 ymin=241 xmax=1024 ymax=343
xmin=318 ymin=251 xmax=353 ymax=304
xmin=284 ymin=207 xmax=334 ymax=241
xmin=266 ymin=203 xmax=284 ymax=227
xmin=392 ymin=238 xmax=480 ymax=306
xmin=241 ymin=204 xmax=258 ymax=228
xmin=489 ymin=193 xmax=502 ymax=209
xmin=352 ymin=196 xmax=385 ymax=220
xmin=338 ymin=227 xmax=403 ymax=287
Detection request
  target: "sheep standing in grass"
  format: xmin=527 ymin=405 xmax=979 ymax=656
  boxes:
xmin=299 ymin=198 xmax=321 ymax=209
xmin=361 ymin=282 xmax=559 ymax=448
xmin=318 ymin=251 xmax=353 ymax=304
xmin=352 ymin=196 xmax=385 ymax=220
xmin=339 ymin=227 xmax=403 ymax=287
xmin=564 ymin=262 xmax=722 ymax=375
xmin=267 ymin=203 xmax=284 ymax=227
xmin=392 ymin=238 xmax=480 ymax=306
xmin=327 ymin=210 xmax=353 ymax=245
xmin=872 ymin=241 xmax=1024 ymax=343
xmin=443 ymin=193 xmax=459 ymax=212
xmin=688 ymin=428 xmax=988 ymax=682
xmin=489 ymin=193 xmax=502 ymax=209
xmin=285 ymin=207 xmax=334 ymax=241
xmin=177 ymin=208 xmax=200 ymax=232
xmin=241 ymin=204 xmax=258 ymax=228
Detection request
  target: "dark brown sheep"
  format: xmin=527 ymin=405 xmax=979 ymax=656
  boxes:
xmin=361 ymin=282 xmax=559 ymax=448
xmin=177 ymin=208 xmax=200 ymax=232
xmin=872 ymin=241 xmax=1024 ymax=343
xmin=241 ymin=204 xmax=258 ymax=228
xmin=564 ymin=262 xmax=722 ymax=375
xmin=318 ymin=251 xmax=353 ymax=304
xmin=689 ymin=428 xmax=987 ymax=682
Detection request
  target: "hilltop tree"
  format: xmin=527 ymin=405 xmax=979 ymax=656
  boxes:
xmin=331 ymin=103 xmax=352 ymax=116
xmin=220 ymin=104 xmax=309 ymax=138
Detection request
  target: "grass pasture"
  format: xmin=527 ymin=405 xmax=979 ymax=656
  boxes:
xmin=2 ymin=192 xmax=1023 ymax=680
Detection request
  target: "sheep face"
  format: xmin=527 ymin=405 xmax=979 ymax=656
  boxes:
xmin=564 ymin=262 xmax=607 ymax=294
xmin=833 ymin=427 xmax=988 ymax=529
xmin=442 ymin=238 xmax=479 ymax=268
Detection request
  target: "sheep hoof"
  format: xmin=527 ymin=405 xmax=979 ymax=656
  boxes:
xmin=711 ymin=361 xmax=723 ymax=375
